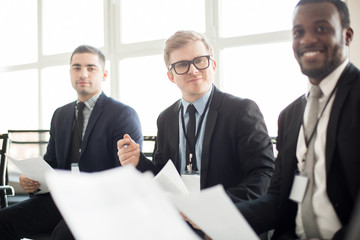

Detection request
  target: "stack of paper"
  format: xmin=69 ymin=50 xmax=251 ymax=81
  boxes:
xmin=11 ymin=156 xmax=259 ymax=240
xmin=153 ymin=160 xmax=259 ymax=240
xmin=46 ymin=166 xmax=200 ymax=240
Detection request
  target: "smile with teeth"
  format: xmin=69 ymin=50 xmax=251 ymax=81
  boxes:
xmin=302 ymin=50 xmax=322 ymax=57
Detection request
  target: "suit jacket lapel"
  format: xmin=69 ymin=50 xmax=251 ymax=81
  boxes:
xmin=200 ymin=86 xmax=220 ymax=188
xmin=282 ymin=96 xmax=306 ymax=196
xmin=326 ymin=63 xmax=355 ymax=173
xmin=80 ymin=93 xmax=106 ymax=156
xmin=64 ymin=101 xmax=77 ymax=162
xmin=170 ymin=100 xmax=181 ymax=169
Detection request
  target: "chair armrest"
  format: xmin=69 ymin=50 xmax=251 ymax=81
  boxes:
xmin=0 ymin=185 xmax=15 ymax=196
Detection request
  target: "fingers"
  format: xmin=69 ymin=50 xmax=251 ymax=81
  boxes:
xmin=117 ymin=134 xmax=133 ymax=150
xmin=19 ymin=174 xmax=40 ymax=193
xmin=117 ymin=134 xmax=140 ymax=167
xmin=180 ymin=212 xmax=200 ymax=230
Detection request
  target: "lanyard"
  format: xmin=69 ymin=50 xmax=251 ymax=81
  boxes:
xmin=180 ymin=88 xmax=214 ymax=158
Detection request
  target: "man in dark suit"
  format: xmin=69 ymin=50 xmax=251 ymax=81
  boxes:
xmin=118 ymin=30 xmax=274 ymax=204
xmin=0 ymin=45 xmax=143 ymax=239
xmin=236 ymin=1 xmax=359 ymax=239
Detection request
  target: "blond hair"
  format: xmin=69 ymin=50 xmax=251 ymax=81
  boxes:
xmin=163 ymin=30 xmax=214 ymax=69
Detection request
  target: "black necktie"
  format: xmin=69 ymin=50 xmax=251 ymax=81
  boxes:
xmin=70 ymin=102 xmax=85 ymax=165
xmin=186 ymin=104 xmax=198 ymax=172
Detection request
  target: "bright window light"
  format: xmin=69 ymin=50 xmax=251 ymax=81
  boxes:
xmin=0 ymin=70 xmax=39 ymax=132
xmin=120 ymin=0 xmax=205 ymax=43
xmin=222 ymin=41 xmax=307 ymax=136
xmin=0 ymin=0 xmax=37 ymax=66
xmin=42 ymin=0 xmax=104 ymax=55
xmin=119 ymin=55 xmax=179 ymax=135
xmin=220 ymin=0 xmax=298 ymax=37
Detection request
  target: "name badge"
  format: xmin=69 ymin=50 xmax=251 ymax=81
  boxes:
xmin=181 ymin=174 xmax=200 ymax=193
xmin=289 ymin=174 xmax=308 ymax=203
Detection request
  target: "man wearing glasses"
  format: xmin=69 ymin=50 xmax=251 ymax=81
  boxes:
xmin=118 ymin=30 xmax=274 ymax=224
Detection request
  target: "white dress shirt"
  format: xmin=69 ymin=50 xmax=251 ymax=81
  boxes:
xmin=295 ymin=59 xmax=349 ymax=239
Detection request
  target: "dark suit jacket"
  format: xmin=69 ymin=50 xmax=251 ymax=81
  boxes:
xmin=236 ymin=63 xmax=360 ymax=240
xmin=44 ymin=92 xmax=143 ymax=172
xmin=137 ymin=86 xmax=274 ymax=201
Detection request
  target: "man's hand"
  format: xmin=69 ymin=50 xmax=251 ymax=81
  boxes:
xmin=180 ymin=212 xmax=200 ymax=229
xmin=117 ymin=134 xmax=141 ymax=167
xmin=19 ymin=174 xmax=40 ymax=193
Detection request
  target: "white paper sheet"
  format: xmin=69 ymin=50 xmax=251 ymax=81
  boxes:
xmin=7 ymin=155 xmax=55 ymax=193
xmin=153 ymin=160 xmax=189 ymax=195
xmin=170 ymin=185 xmax=259 ymax=240
xmin=45 ymin=166 xmax=200 ymax=240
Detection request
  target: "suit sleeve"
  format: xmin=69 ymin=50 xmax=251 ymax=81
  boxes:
xmin=227 ymin=99 xmax=275 ymax=202
xmin=43 ymin=109 xmax=59 ymax=168
xmin=235 ymin=104 xmax=287 ymax=234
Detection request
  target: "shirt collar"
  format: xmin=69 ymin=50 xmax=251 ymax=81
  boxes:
xmin=181 ymin=85 xmax=213 ymax=115
xmin=76 ymin=92 xmax=102 ymax=110
xmin=306 ymin=59 xmax=349 ymax=99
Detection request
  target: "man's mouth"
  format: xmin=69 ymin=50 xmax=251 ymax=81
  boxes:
xmin=300 ymin=49 xmax=324 ymax=58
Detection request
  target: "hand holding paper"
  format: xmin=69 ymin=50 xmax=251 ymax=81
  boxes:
xmin=19 ymin=174 xmax=40 ymax=193
xmin=7 ymin=155 xmax=55 ymax=194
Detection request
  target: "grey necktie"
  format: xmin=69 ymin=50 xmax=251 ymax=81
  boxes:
xmin=301 ymin=85 xmax=323 ymax=238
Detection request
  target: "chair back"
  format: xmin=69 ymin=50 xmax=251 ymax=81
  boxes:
xmin=0 ymin=133 xmax=15 ymax=208
xmin=0 ymin=133 xmax=9 ymax=187
xmin=7 ymin=130 xmax=50 ymax=197
xmin=143 ymin=136 xmax=157 ymax=161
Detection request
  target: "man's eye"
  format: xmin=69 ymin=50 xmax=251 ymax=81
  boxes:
xmin=292 ymin=30 xmax=303 ymax=39
xmin=194 ymin=58 xmax=203 ymax=64
xmin=177 ymin=62 xmax=189 ymax=68
xmin=316 ymin=26 xmax=328 ymax=33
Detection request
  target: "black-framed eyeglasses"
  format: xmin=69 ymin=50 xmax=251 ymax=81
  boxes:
xmin=168 ymin=55 xmax=212 ymax=75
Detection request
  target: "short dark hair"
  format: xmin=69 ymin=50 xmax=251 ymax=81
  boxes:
xmin=296 ymin=0 xmax=350 ymax=28
xmin=70 ymin=45 xmax=106 ymax=70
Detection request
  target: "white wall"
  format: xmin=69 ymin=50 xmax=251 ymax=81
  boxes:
xmin=347 ymin=0 xmax=360 ymax=68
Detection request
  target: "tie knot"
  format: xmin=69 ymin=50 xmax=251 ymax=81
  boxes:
xmin=309 ymin=85 xmax=323 ymax=99
xmin=187 ymin=104 xmax=196 ymax=115
xmin=77 ymin=102 xmax=85 ymax=112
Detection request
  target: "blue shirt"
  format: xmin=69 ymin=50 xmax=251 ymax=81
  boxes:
xmin=179 ymin=86 xmax=213 ymax=174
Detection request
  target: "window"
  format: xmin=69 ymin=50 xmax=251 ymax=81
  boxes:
xmin=0 ymin=0 xmax=315 ymax=137
xmin=42 ymin=0 xmax=104 ymax=55
xmin=220 ymin=0 xmax=298 ymax=37
xmin=118 ymin=55 xmax=179 ymax=135
xmin=0 ymin=0 xmax=37 ymax=66
xmin=120 ymin=0 xmax=205 ymax=43
xmin=0 ymin=70 xmax=39 ymax=132
xmin=222 ymin=42 xmax=306 ymax=136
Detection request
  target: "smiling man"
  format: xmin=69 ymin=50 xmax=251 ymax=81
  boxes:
xmin=235 ymin=0 xmax=360 ymax=239
xmin=0 ymin=45 xmax=143 ymax=240
xmin=117 ymin=30 xmax=274 ymax=237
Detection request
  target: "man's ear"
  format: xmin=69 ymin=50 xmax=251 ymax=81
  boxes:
xmin=103 ymin=70 xmax=108 ymax=81
xmin=212 ymin=60 xmax=217 ymax=71
xmin=167 ymin=71 xmax=175 ymax=84
xmin=345 ymin=27 xmax=354 ymax=46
